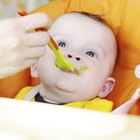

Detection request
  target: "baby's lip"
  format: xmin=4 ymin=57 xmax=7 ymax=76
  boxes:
xmin=61 ymin=68 xmax=80 ymax=75
xmin=60 ymin=66 xmax=88 ymax=75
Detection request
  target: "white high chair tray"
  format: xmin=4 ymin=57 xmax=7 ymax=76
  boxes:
xmin=0 ymin=97 xmax=140 ymax=140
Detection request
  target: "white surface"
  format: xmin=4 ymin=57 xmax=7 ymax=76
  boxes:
xmin=0 ymin=97 xmax=140 ymax=140
xmin=135 ymin=64 xmax=140 ymax=79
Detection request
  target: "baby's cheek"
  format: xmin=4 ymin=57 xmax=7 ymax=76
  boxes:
xmin=37 ymin=56 xmax=54 ymax=77
xmin=84 ymin=69 xmax=103 ymax=88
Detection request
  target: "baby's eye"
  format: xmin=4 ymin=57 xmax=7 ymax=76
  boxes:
xmin=85 ymin=50 xmax=97 ymax=58
xmin=57 ymin=41 xmax=67 ymax=48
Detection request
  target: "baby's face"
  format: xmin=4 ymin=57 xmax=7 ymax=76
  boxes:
xmin=33 ymin=13 xmax=117 ymax=103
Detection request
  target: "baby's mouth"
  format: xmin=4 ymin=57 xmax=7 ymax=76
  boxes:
xmin=62 ymin=69 xmax=80 ymax=75
xmin=61 ymin=66 xmax=88 ymax=75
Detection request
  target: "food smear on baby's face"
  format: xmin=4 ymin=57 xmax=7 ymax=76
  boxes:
xmin=77 ymin=66 xmax=88 ymax=71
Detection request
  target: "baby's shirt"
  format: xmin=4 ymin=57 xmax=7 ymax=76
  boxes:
xmin=15 ymin=86 xmax=113 ymax=112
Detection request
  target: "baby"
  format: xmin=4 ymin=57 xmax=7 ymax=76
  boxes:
xmin=16 ymin=13 xmax=117 ymax=112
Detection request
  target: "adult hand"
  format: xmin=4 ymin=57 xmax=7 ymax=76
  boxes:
xmin=0 ymin=12 xmax=51 ymax=79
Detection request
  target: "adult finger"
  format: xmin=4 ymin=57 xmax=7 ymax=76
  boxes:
xmin=25 ymin=32 xmax=50 ymax=47
xmin=17 ymin=12 xmax=52 ymax=31
xmin=22 ymin=46 xmax=46 ymax=59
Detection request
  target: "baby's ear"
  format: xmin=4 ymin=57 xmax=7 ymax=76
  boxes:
xmin=31 ymin=63 xmax=38 ymax=78
xmin=98 ymin=77 xmax=115 ymax=98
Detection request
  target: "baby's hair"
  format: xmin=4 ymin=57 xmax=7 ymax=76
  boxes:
xmin=80 ymin=12 xmax=105 ymax=23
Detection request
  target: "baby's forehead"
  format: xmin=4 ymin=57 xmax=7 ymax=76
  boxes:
xmin=49 ymin=13 xmax=116 ymax=42
xmin=49 ymin=13 xmax=114 ymax=35
xmin=52 ymin=13 xmax=102 ymax=27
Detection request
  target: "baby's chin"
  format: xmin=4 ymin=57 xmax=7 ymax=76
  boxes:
xmin=41 ymin=84 xmax=79 ymax=104
xmin=54 ymin=80 xmax=76 ymax=93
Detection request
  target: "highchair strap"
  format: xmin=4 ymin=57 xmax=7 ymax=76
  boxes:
xmin=24 ymin=87 xmax=39 ymax=100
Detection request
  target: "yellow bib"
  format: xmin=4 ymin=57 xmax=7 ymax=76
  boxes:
xmin=15 ymin=87 xmax=113 ymax=112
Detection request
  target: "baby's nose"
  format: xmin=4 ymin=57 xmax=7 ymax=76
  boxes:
xmin=65 ymin=53 xmax=82 ymax=62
